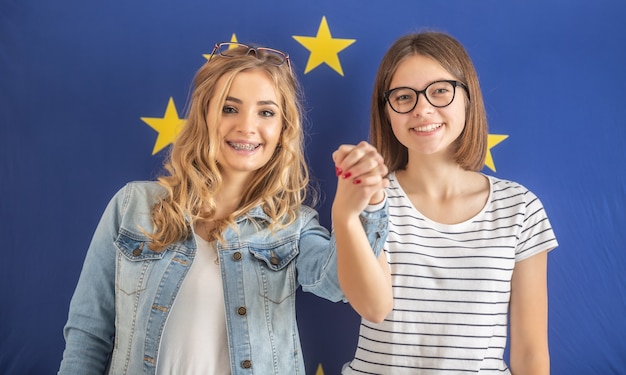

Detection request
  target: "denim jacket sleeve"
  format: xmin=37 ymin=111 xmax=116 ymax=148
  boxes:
xmin=58 ymin=185 xmax=128 ymax=375
xmin=297 ymin=200 xmax=389 ymax=302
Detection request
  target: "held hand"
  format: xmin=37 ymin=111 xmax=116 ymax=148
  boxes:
xmin=332 ymin=141 xmax=389 ymax=217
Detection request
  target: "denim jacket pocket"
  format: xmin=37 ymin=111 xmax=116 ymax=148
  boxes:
xmin=115 ymin=229 xmax=165 ymax=296
xmin=249 ymin=241 xmax=298 ymax=304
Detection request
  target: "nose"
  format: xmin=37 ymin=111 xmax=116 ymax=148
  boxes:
xmin=235 ymin=111 xmax=257 ymax=134
xmin=411 ymin=92 xmax=434 ymax=116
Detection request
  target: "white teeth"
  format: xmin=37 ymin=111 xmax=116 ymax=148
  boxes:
xmin=228 ymin=142 xmax=259 ymax=151
xmin=414 ymin=123 xmax=443 ymax=132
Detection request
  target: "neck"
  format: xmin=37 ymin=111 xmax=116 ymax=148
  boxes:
xmin=212 ymin=170 xmax=252 ymax=218
xmin=397 ymin=156 xmax=469 ymax=199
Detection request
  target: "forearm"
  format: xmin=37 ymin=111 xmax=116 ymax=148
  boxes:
xmin=509 ymin=252 xmax=550 ymax=375
xmin=333 ymin=213 xmax=392 ymax=323
xmin=59 ymin=328 xmax=113 ymax=375
xmin=510 ymin=350 xmax=550 ymax=375
xmin=60 ymin=189 xmax=121 ymax=374
xmin=60 ymin=256 xmax=116 ymax=374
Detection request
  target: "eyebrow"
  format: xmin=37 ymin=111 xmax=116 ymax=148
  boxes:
xmin=225 ymin=96 xmax=279 ymax=107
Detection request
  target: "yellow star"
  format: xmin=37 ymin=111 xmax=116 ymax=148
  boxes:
xmin=293 ymin=16 xmax=356 ymax=76
xmin=203 ymin=33 xmax=239 ymax=60
xmin=315 ymin=363 xmax=324 ymax=375
xmin=140 ymin=97 xmax=185 ymax=155
xmin=484 ymin=134 xmax=509 ymax=172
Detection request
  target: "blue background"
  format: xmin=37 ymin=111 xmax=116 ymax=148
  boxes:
xmin=1 ymin=0 xmax=625 ymax=373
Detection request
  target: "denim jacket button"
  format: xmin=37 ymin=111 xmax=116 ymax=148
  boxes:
xmin=270 ymin=256 xmax=280 ymax=265
xmin=132 ymin=244 xmax=143 ymax=257
xmin=232 ymin=252 xmax=242 ymax=261
xmin=241 ymin=359 xmax=252 ymax=369
xmin=237 ymin=306 xmax=247 ymax=316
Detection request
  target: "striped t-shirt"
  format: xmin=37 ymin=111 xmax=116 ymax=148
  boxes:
xmin=343 ymin=172 xmax=558 ymax=374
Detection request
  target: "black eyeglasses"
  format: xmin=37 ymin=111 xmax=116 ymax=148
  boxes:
xmin=384 ymin=80 xmax=468 ymax=114
xmin=208 ymin=42 xmax=291 ymax=68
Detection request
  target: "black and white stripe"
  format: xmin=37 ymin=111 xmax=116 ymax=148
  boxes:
xmin=343 ymin=173 xmax=558 ymax=374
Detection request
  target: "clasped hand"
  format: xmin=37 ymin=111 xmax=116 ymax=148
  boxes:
xmin=332 ymin=141 xmax=389 ymax=218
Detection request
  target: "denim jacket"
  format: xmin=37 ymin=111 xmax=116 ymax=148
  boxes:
xmin=59 ymin=181 xmax=388 ymax=375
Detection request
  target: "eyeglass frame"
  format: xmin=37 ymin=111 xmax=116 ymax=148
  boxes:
xmin=208 ymin=42 xmax=291 ymax=68
xmin=383 ymin=80 xmax=469 ymax=113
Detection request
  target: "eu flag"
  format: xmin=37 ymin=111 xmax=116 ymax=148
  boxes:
xmin=1 ymin=1 xmax=625 ymax=373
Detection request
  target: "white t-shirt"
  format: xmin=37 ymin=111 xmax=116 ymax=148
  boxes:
xmin=343 ymin=172 xmax=558 ymax=374
xmin=156 ymin=234 xmax=231 ymax=374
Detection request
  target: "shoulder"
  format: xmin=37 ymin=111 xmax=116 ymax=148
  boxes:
xmin=122 ymin=180 xmax=166 ymax=196
xmin=104 ymin=181 xmax=165 ymax=228
xmin=247 ymin=204 xmax=319 ymax=224
xmin=287 ymin=205 xmax=321 ymax=229
xmin=112 ymin=181 xmax=166 ymax=206
xmin=486 ymin=175 xmax=551 ymax=222
xmin=487 ymin=175 xmax=540 ymax=202
xmin=292 ymin=205 xmax=323 ymax=232
xmin=486 ymin=177 xmax=559 ymax=257
xmin=298 ymin=205 xmax=318 ymax=217
xmin=245 ymin=204 xmax=321 ymax=232
xmin=384 ymin=171 xmax=403 ymax=198
xmin=488 ymin=175 xmax=529 ymax=193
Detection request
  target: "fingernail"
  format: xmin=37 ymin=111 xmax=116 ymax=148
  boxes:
xmin=342 ymin=172 xmax=352 ymax=179
xmin=353 ymin=179 xmax=362 ymax=185
xmin=335 ymin=167 xmax=343 ymax=177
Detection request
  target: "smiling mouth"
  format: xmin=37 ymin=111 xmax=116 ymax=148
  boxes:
xmin=227 ymin=141 xmax=261 ymax=151
xmin=412 ymin=123 xmax=444 ymax=132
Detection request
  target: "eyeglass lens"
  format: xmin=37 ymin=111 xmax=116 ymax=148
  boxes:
xmin=387 ymin=80 xmax=458 ymax=113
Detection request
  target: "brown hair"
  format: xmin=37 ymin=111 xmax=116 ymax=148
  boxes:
xmin=148 ymin=46 xmax=310 ymax=250
xmin=370 ymin=32 xmax=488 ymax=172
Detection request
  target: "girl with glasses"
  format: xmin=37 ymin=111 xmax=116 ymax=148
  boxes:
xmin=59 ymin=43 xmax=392 ymax=375
xmin=342 ymin=32 xmax=558 ymax=375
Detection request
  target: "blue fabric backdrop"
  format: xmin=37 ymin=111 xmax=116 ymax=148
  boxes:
xmin=1 ymin=0 xmax=625 ymax=373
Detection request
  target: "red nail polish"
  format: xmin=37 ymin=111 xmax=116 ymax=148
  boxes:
xmin=353 ymin=179 xmax=362 ymax=185
xmin=342 ymin=172 xmax=352 ymax=179
xmin=335 ymin=167 xmax=342 ymax=177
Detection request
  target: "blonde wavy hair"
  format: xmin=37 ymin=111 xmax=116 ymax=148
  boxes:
xmin=147 ymin=47 xmax=310 ymax=251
